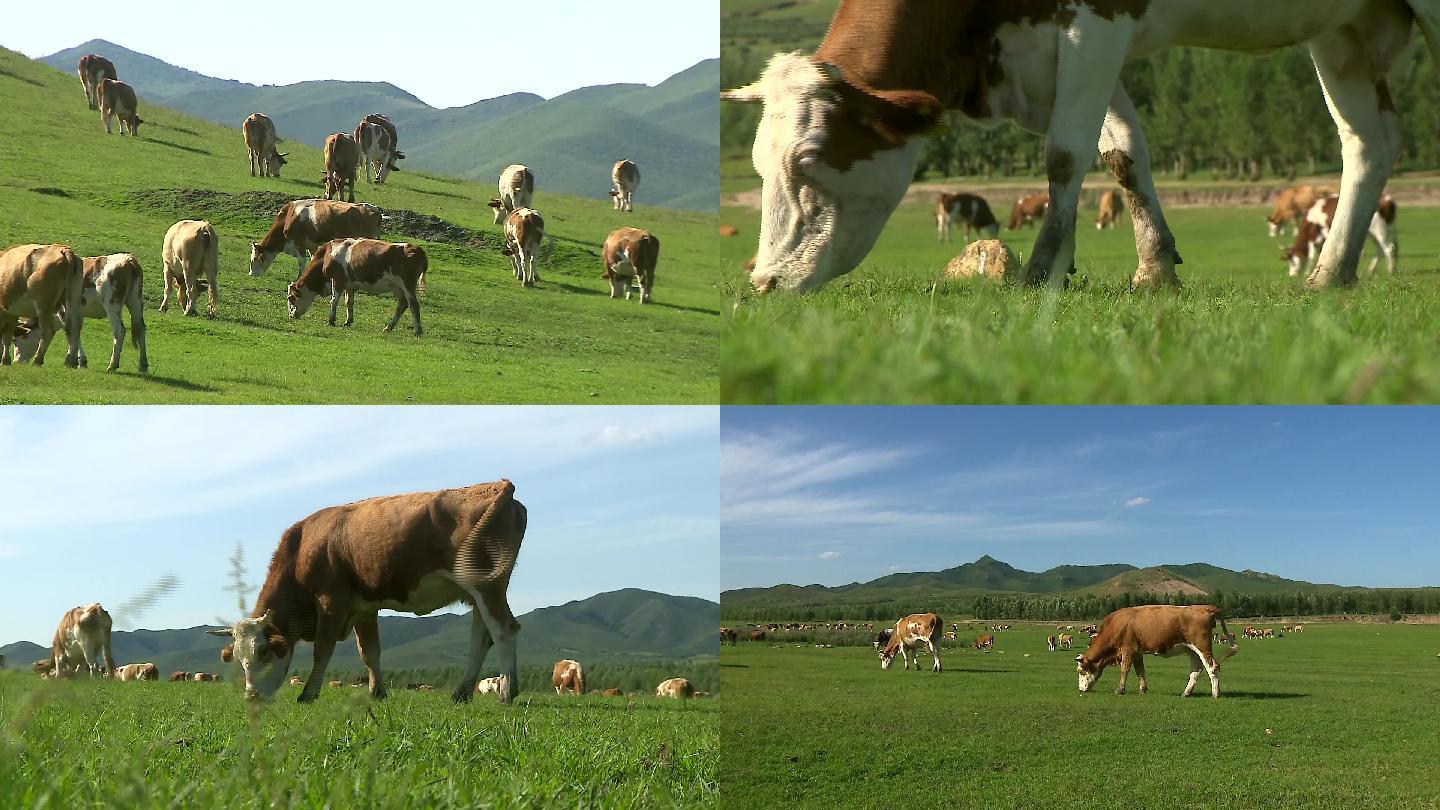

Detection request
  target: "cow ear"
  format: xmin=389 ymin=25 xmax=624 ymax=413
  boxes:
xmin=847 ymin=86 xmax=946 ymax=143
xmin=220 ymin=644 xmax=234 ymax=663
xmin=1074 ymin=654 xmax=1083 ymax=663
xmin=268 ymin=634 xmax=290 ymax=660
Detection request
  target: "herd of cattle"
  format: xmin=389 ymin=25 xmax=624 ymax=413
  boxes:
xmin=0 ymin=53 xmax=664 ymax=371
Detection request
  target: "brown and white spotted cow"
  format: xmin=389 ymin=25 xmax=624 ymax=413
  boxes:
xmin=610 ymin=160 xmax=640 ymax=212
xmin=1076 ymin=605 xmax=1236 ymax=698
xmin=354 ymin=114 xmax=403 ymax=178
xmin=16 ymin=253 xmax=148 ymax=372
xmin=502 ymin=208 xmax=545 ymax=287
xmin=323 ymin=133 xmax=361 ymax=202
xmin=1096 ymin=190 xmax=1124 ymax=229
xmin=721 ymin=627 xmax=738 ymax=645
xmin=974 ymin=633 xmax=994 ymax=652
xmin=1058 ymin=633 xmax=1073 ymax=650
xmin=878 ymin=613 xmax=942 ymax=671
xmin=287 ymin=238 xmax=426 ymax=335
xmin=250 ymin=199 xmax=383 ymax=277
xmin=723 ymin=1 xmax=1440 ymax=292
xmin=115 ymin=662 xmax=159 ymax=681
xmin=488 ymin=164 xmax=535 ymax=224
xmin=0 ymin=243 xmax=83 ymax=367
xmin=354 ymin=117 xmax=396 ymax=185
xmin=1284 ymin=194 xmax=1397 ymax=277
xmin=193 ymin=672 xmax=215 ymax=682
xmin=655 ymin=677 xmax=694 ymax=699
xmin=552 ymin=659 xmax=585 ymax=695
xmin=475 ymin=676 xmax=505 ymax=696
xmin=77 ymin=54 xmax=117 ymax=111
xmin=1008 ymin=194 xmax=1048 ymax=230
xmin=1266 ymin=185 xmax=1333 ymax=237
xmin=1047 ymin=634 xmax=1057 ymax=651
xmin=52 ymin=603 xmax=115 ymax=678
xmin=243 ymin=113 xmax=287 ymax=178
xmin=160 ymin=220 xmax=219 ymax=318
xmin=207 ymin=480 xmax=527 ymax=704
xmin=601 ymin=227 xmax=659 ymax=303
xmin=936 ymin=192 xmax=999 ymax=242
xmin=98 ymin=79 xmax=142 ymax=136
xmin=873 ymin=628 xmax=893 ymax=651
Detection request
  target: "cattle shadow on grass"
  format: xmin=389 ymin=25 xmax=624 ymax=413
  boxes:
xmin=137 ymin=373 xmax=219 ymax=393
xmin=405 ymin=186 xmax=469 ymax=201
xmin=1217 ymin=690 xmax=1308 ymax=701
xmin=145 ymin=138 xmax=214 ymax=157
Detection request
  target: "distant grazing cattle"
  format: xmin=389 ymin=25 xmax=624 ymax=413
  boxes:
xmin=1284 ymin=194 xmax=1397 ymax=277
xmin=328 ymin=680 xmax=343 ymax=688
xmin=160 ymin=220 xmax=219 ymax=318
xmin=289 ymin=676 xmax=304 ymax=687
xmin=16 ymin=253 xmax=148 ymax=372
xmin=1047 ymin=634 xmax=1057 ymax=652
xmin=207 ymin=480 xmax=527 ymax=704
xmin=1076 ymin=605 xmax=1236 ymax=698
xmin=1096 ymin=190 xmax=1124 ymax=230
xmin=475 ymin=676 xmax=506 ymax=696
xmin=116 ymin=663 xmax=159 ymax=681
xmin=720 ymin=627 xmax=738 ymax=645
xmin=488 ymin=164 xmax=535 ymax=224
xmin=552 ymin=659 xmax=585 ymax=695
xmin=243 ymin=113 xmax=287 ymax=178
xmin=501 ymin=208 xmax=545 ymax=287
xmin=749 ymin=629 xmax=767 ymax=642
xmin=609 ymin=160 xmax=640 ymax=212
xmin=250 ymin=199 xmax=383 ymax=277
xmin=599 ymin=687 xmax=623 ymax=697
xmin=655 ymin=677 xmax=693 ymax=699
xmin=0 ymin=243 xmax=83 ymax=367
xmin=193 ymin=672 xmax=216 ymax=682
xmin=98 ymin=79 xmax=142 ymax=136
xmin=719 ymin=225 xmax=739 ymax=237
xmin=170 ymin=671 xmax=190 ymax=682
xmin=1057 ymin=633 xmax=1073 ymax=650
xmin=287 ymin=238 xmax=426 ymax=335
xmin=974 ymin=634 xmax=994 ymax=652
xmin=1266 ymin=185 xmax=1332 ymax=237
xmin=1262 ymin=628 xmax=1275 ymax=639
xmin=52 ymin=603 xmax=115 ymax=678
xmin=935 ymin=192 xmax=999 ymax=242
xmin=879 ymin=613 xmax=942 ymax=672
xmin=601 ymin=227 xmax=659 ymax=303
xmin=76 ymin=54 xmax=116 ymax=111
xmin=354 ymin=114 xmax=402 ymax=177
xmin=355 ymin=118 xmax=397 ymax=185
xmin=406 ymin=683 xmax=435 ymax=691
xmin=943 ymin=631 xmax=958 ymax=643
xmin=34 ymin=658 xmax=56 ymax=678
xmin=1008 ymin=195 xmax=1048 ymax=230
xmin=1292 ymin=625 xmax=1304 ymax=634
xmin=322 ymin=133 xmax=361 ymax=202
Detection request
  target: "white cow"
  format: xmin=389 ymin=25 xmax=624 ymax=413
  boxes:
xmin=488 ymin=164 xmax=535 ymax=224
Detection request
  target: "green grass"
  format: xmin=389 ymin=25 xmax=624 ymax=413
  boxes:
xmin=0 ymin=47 xmax=719 ymax=403
xmin=721 ymin=622 xmax=1440 ymax=808
xmin=721 ymin=201 xmax=1440 ymax=402
xmin=0 ymin=670 xmax=718 ymax=808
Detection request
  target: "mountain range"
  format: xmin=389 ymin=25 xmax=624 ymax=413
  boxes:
xmin=39 ymin=40 xmax=718 ymax=211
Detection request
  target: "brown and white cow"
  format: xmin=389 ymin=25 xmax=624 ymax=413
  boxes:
xmin=1076 ymin=604 xmax=1236 ymax=698
xmin=501 ymin=208 xmax=545 ymax=287
xmin=193 ymin=672 xmax=215 ymax=682
xmin=1096 ymin=190 xmax=1124 ymax=230
xmin=77 ymin=54 xmax=117 ymax=111
xmin=1266 ymin=185 xmax=1333 ymax=237
xmin=0 ymin=243 xmax=83 ymax=367
xmin=720 ymin=627 xmax=738 ymax=645
xmin=170 ymin=671 xmax=191 ymax=682
xmin=973 ymin=633 xmax=994 ymax=652
xmin=655 ymin=677 xmax=694 ymax=699
xmin=475 ymin=675 xmax=505 ymax=696
xmin=116 ymin=662 xmax=159 ymax=681
xmin=354 ymin=114 xmax=403 ymax=177
xmin=749 ymin=629 xmax=767 ymax=642
xmin=873 ymin=627 xmax=894 ymax=651
xmin=323 ymin=133 xmax=361 ymax=202
xmin=552 ymin=659 xmax=585 ymax=695
xmin=354 ymin=117 xmax=396 ymax=185
xmin=98 ymin=79 xmax=142 ymax=136
xmin=489 ymin=164 xmax=535 ymax=224
xmin=601 ymin=227 xmax=659 ymax=303
xmin=52 ymin=603 xmax=115 ymax=678
xmin=936 ymin=192 xmax=999 ymax=242
xmin=250 ymin=199 xmax=383 ymax=277
xmin=610 ymin=160 xmax=640 ymax=212
xmin=243 ymin=113 xmax=287 ymax=178
xmin=878 ymin=613 xmax=942 ymax=671
xmin=723 ymin=2 xmax=1440 ymax=292
xmin=1284 ymin=194 xmax=1397 ymax=277
xmin=287 ymin=238 xmax=426 ymax=335
xmin=34 ymin=658 xmax=56 ymax=677
xmin=1047 ymin=634 xmax=1057 ymax=651
xmin=1007 ymin=194 xmax=1048 ymax=230
xmin=207 ymin=480 xmax=527 ymax=704
xmin=1058 ymin=633 xmax=1073 ymax=650
xmin=16 ymin=254 xmax=148 ymax=372
xmin=160 ymin=220 xmax=219 ymax=318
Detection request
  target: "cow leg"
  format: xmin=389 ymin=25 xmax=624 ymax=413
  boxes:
xmin=183 ymin=270 xmax=200 ymax=317
xmin=407 ymin=289 xmax=422 ymax=336
xmin=385 ymin=293 xmax=406 ymax=333
xmin=298 ymin=613 xmax=346 ymax=703
xmin=103 ymin=300 xmax=124 ymax=371
xmin=928 ymin=640 xmax=941 ymax=673
xmin=28 ymin=309 xmax=56 ymax=366
xmin=1115 ymin=654 xmax=1131 ymax=695
xmin=344 ymin=290 xmax=356 ymax=327
xmin=1181 ymin=649 xmax=1202 ymax=697
xmin=1304 ymin=34 xmax=1401 ymax=289
xmin=453 ymin=603 xmax=494 ymax=702
xmin=206 ymin=263 xmax=218 ymax=319
xmin=353 ymin=615 xmax=387 ymax=700
xmin=1097 ymin=86 xmax=1180 ymax=289
xmin=1132 ymin=655 xmax=1148 ymax=694
xmin=129 ymin=290 xmax=148 ymax=373
xmin=158 ymin=269 xmax=171 ymax=312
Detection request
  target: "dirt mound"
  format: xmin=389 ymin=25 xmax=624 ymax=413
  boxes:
xmin=1094 ymin=567 xmax=1207 ymax=596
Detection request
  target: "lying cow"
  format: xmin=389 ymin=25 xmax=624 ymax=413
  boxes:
xmin=502 ymin=208 xmax=545 ymax=287
xmin=601 ymin=227 xmax=659 ymax=303
xmin=552 ymin=659 xmax=585 ymax=695
xmin=77 ymin=54 xmax=116 ymax=111
xmin=1076 ymin=604 xmax=1236 ymax=698
xmin=250 ymin=199 xmax=383 ymax=277
xmin=16 ymin=254 xmax=148 ymax=372
xmin=1008 ymin=194 xmax=1048 ymax=230
xmin=879 ymin=613 xmax=942 ymax=672
xmin=610 ymin=159 xmax=640 ymax=212
xmin=475 ymin=676 xmax=506 ymax=696
xmin=655 ymin=677 xmax=694 ymax=699
xmin=243 ymin=113 xmax=287 ymax=178
xmin=1096 ymin=190 xmax=1124 ymax=230
xmin=116 ymin=662 xmax=159 ymax=681
xmin=287 ymin=238 xmax=426 ymax=336
xmin=98 ymin=79 xmax=143 ymax=136
xmin=170 ymin=671 xmax=191 ymax=682
xmin=489 ymin=164 xmax=534 ymax=224
xmin=160 ymin=220 xmax=219 ymax=318
xmin=323 ymin=133 xmax=360 ymax=203
xmin=0 ymin=243 xmax=83 ymax=367
xmin=935 ymin=192 xmax=999 ymax=242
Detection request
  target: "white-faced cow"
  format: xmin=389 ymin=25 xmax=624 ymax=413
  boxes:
xmin=354 ymin=117 xmax=396 ymax=185
xmin=935 ymin=192 xmax=999 ymax=242
xmin=655 ymin=677 xmax=694 ymax=699
xmin=77 ymin=54 xmax=116 ymax=111
xmin=250 ymin=200 xmax=383 ymax=277
xmin=878 ymin=613 xmax=942 ymax=672
xmin=243 ymin=113 xmax=287 ymax=178
xmin=502 ymin=208 xmax=545 ymax=287
xmin=552 ymin=659 xmax=585 ymax=695
xmin=287 ymin=238 xmax=426 ymax=335
xmin=723 ymin=1 xmax=1440 ymax=292
xmin=488 ymin=164 xmax=535 ymax=224
xmin=1076 ymin=604 xmax=1236 ymax=698
xmin=323 ymin=133 xmax=361 ymax=203
xmin=98 ymin=79 xmax=142 ymax=136
xmin=160 ymin=220 xmax=219 ymax=318
xmin=610 ymin=160 xmax=640 ymax=212
xmin=52 ymin=603 xmax=115 ymax=678
xmin=601 ymin=227 xmax=659 ymax=303
xmin=0 ymin=244 xmax=83 ymax=367
xmin=207 ymin=480 xmax=527 ymax=704
xmin=15 ymin=254 xmax=148 ymax=372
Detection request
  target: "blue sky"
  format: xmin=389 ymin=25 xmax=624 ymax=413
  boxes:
xmin=0 ymin=406 xmax=717 ymax=645
xmin=722 ymin=407 xmax=1440 ymax=591
xmin=0 ymin=1 xmax=718 ymax=108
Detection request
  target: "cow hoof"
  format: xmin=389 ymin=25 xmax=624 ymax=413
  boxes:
xmin=106 ymin=363 xmax=118 ymax=372
xmin=413 ymin=330 xmax=423 ymax=338
xmin=371 ymin=687 xmax=388 ymax=700
xmin=382 ymin=326 xmax=395 ymax=333
xmin=296 ymin=692 xmax=318 ymax=704
xmin=451 ymin=688 xmax=473 ymax=704
xmin=78 ymin=358 xmax=88 ymax=369
xmin=139 ymin=364 xmax=149 ymax=374
xmin=1115 ymin=688 xmax=1126 ymax=696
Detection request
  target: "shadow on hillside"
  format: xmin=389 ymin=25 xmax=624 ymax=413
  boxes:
xmin=138 ymin=373 xmax=218 ymax=393
xmin=0 ymin=67 xmax=43 ymax=87
xmin=720 ymin=663 xmax=749 ymax=669
xmin=406 ymin=186 xmax=469 ymax=201
xmin=1217 ymin=690 xmax=1308 ymax=701
xmin=145 ymin=138 xmax=213 ymax=156
xmin=165 ymin=125 xmax=201 ymax=136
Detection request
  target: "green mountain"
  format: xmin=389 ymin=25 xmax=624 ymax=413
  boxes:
xmin=39 ymin=40 xmax=717 ymax=211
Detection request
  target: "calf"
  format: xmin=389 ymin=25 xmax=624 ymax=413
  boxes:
xmin=250 ymin=199 xmax=383 ymax=277
xmin=488 ymin=164 xmax=535 ymax=224
xmin=323 ymin=133 xmax=361 ymax=202
xmin=1096 ymin=190 xmax=1124 ymax=230
xmin=552 ymin=659 xmax=585 ymax=695
xmin=879 ymin=613 xmax=942 ymax=672
xmin=160 ymin=220 xmax=219 ymax=318
xmin=1008 ymin=194 xmax=1048 ymax=230
xmin=610 ymin=160 xmax=640 ymax=212
xmin=935 ymin=192 xmax=998 ymax=242
xmin=502 ymin=208 xmax=545 ymax=287
xmin=52 ymin=603 xmax=114 ymax=677
xmin=601 ymin=227 xmax=659 ymax=303
xmin=0 ymin=243 xmax=83 ymax=367
xmin=77 ymin=54 xmax=116 ymax=111
xmin=655 ymin=677 xmax=693 ymax=699
xmin=287 ymin=238 xmax=425 ymax=335
xmin=475 ymin=676 xmax=505 ymax=696
xmin=1076 ymin=605 xmax=1236 ymax=698
xmin=243 ymin=113 xmax=287 ymax=178
xmin=98 ymin=79 xmax=142 ymax=136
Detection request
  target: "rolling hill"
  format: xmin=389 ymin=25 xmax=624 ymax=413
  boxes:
xmin=39 ymin=40 xmax=718 ymax=211
xmin=0 ymin=589 xmax=718 ymax=674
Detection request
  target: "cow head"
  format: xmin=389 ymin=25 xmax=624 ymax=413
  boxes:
xmin=267 ymin=151 xmax=288 ymax=178
xmin=722 ymin=53 xmax=942 ymax=293
xmin=1266 ymin=215 xmax=1284 ymax=238
xmin=206 ymin=610 xmax=292 ymax=700
xmin=1076 ymin=655 xmax=1100 ymax=692
xmin=488 ymin=199 xmax=506 ymax=224
xmin=249 ymin=243 xmax=280 ymax=277
xmin=287 ymin=280 xmax=317 ymax=319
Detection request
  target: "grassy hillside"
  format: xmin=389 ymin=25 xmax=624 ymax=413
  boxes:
xmin=0 ymin=46 xmax=718 ymax=404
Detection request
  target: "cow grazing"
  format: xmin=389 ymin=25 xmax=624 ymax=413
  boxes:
xmin=354 ymin=114 xmax=403 ymax=177
xmin=1096 ymin=190 xmax=1124 ymax=230
xmin=1267 ymin=185 xmax=1333 ymax=237
xmin=1058 ymin=633 xmax=1073 ymax=650
xmin=879 ymin=613 xmax=942 ymax=672
xmin=323 ymin=133 xmax=361 ymax=202
xmin=1047 ymin=634 xmax=1057 ymax=652
xmin=475 ymin=676 xmax=505 ymax=696
xmin=488 ymin=164 xmax=535 ymax=224
xmin=207 ymin=480 xmax=527 ymax=704
xmin=192 ymin=672 xmax=215 ymax=682
xmin=287 ymin=238 xmax=425 ymax=335
xmin=354 ymin=118 xmax=396 ymax=185
xmin=655 ymin=677 xmax=694 ymax=699
xmin=721 ymin=627 xmax=738 ymax=645
xmin=170 ymin=671 xmax=190 ymax=682
xmin=600 ymin=687 xmax=624 ymax=697
xmin=873 ymin=628 xmax=894 ymax=651
xmin=552 ymin=659 xmax=585 ymax=695
xmin=52 ymin=603 xmax=115 ymax=678
xmin=15 ymin=254 xmax=148 ymax=372
xmin=160 ymin=220 xmax=219 ymax=318
xmin=289 ymin=676 xmax=304 ymax=687
xmin=601 ymin=227 xmax=659 ymax=303
xmin=116 ymin=663 xmax=159 ymax=681
xmin=973 ymin=634 xmax=994 ymax=652
xmin=243 ymin=113 xmax=287 ymax=178
xmin=501 ymin=208 xmax=545 ymax=287
xmin=1284 ymin=194 xmax=1397 ymax=277
xmin=250 ymin=199 xmax=383 ymax=277
xmin=98 ymin=79 xmax=142 ymax=136
xmin=935 ymin=192 xmax=999 ymax=242
xmin=77 ymin=54 xmax=117 ymax=111
xmin=34 ymin=658 xmax=56 ymax=678
xmin=1076 ymin=605 xmax=1236 ymax=698
xmin=610 ymin=160 xmax=640 ymax=212
xmin=749 ymin=629 xmax=767 ymax=642
xmin=1008 ymin=195 xmax=1048 ymax=230
xmin=721 ymin=2 xmax=1440 ymax=292
xmin=0 ymin=243 xmax=83 ymax=367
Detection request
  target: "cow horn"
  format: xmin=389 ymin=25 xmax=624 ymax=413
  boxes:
xmin=720 ymin=81 xmax=764 ymax=103
xmin=205 ymin=627 xmax=232 ymax=636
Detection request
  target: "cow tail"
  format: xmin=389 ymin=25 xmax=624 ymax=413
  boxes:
xmin=1216 ymin=612 xmax=1238 ymax=664
xmin=456 ymin=480 xmax=524 ymax=587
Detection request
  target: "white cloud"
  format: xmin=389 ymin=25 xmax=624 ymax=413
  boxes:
xmin=593 ymin=425 xmax=663 ymax=446
xmin=1124 ymin=497 xmax=1152 ymax=508
xmin=819 ymin=551 xmax=841 ymax=560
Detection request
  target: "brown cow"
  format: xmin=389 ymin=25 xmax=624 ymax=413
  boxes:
xmin=601 ymin=227 xmax=659 ymax=303
xmin=552 ymin=659 xmax=585 ymax=695
xmin=749 ymin=629 xmax=767 ymax=642
xmin=170 ymin=671 xmax=191 ymax=682
xmin=250 ymin=199 xmax=383 ymax=277
xmin=1284 ymin=194 xmax=1397 ymax=277
xmin=1007 ymin=194 xmax=1048 ymax=230
xmin=52 ymin=603 xmax=115 ymax=678
xmin=610 ymin=160 xmax=640 ymax=211
xmin=287 ymin=238 xmax=426 ymax=335
xmin=719 ymin=225 xmax=740 ymax=237
xmin=160 ymin=220 xmax=219 ymax=318
xmin=501 ymin=208 xmax=545 ymax=287
xmin=599 ymin=687 xmax=623 ymax=697
xmin=0 ymin=243 xmax=83 ymax=367
xmin=243 ymin=113 xmax=287 ymax=178
xmin=323 ymin=133 xmax=361 ymax=202
xmin=879 ymin=613 xmax=942 ymax=671
xmin=935 ymin=192 xmax=999 ymax=242
xmin=1076 ymin=605 xmax=1236 ymax=698
xmin=1096 ymin=190 xmax=1124 ymax=230
xmin=973 ymin=633 xmax=994 ymax=652
xmin=98 ymin=79 xmax=142 ymax=136
xmin=1058 ymin=633 xmax=1073 ymax=650
xmin=34 ymin=658 xmax=56 ymax=678
xmin=77 ymin=54 xmax=116 ymax=111
xmin=1266 ymin=185 xmax=1333 ymax=237
xmin=655 ymin=677 xmax=693 ymax=699
xmin=720 ymin=627 xmax=738 ymax=645
xmin=207 ymin=480 xmax=527 ymax=704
